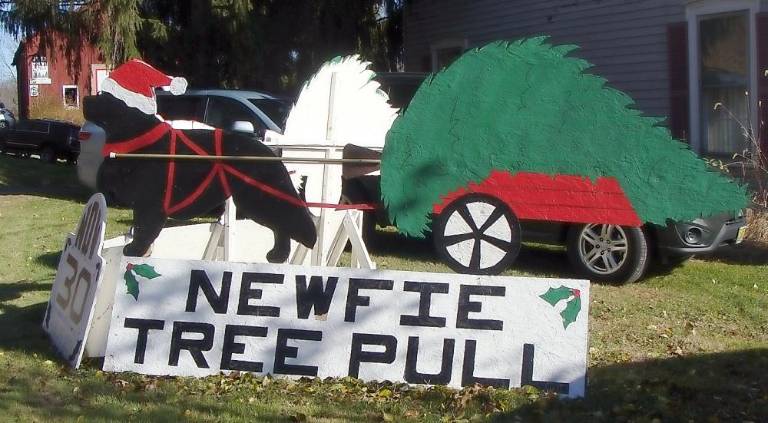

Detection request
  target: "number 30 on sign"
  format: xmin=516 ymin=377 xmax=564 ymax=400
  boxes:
xmin=43 ymin=194 xmax=107 ymax=368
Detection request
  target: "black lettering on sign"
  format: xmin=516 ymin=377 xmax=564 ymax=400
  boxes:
xmin=461 ymin=339 xmax=509 ymax=388
xmin=68 ymin=267 xmax=92 ymax=325
xmin=124 ymin=318 xmax=164 ymax=364
xmin=295 ymin=275 xmax=338 ymax=319
xmin=55 ymin=253 xmax=79 ymax=310
xmin=399 ymin=281 xmax=449 ymax=327
xmin=404 ymin=336 xmax=454 ymax=384
xmin=238 ymin=272 xmax=283 ymax=317
xmin=169 ymin=321 xmax=214 ymax=368
xmin=456 ymin=285 xmax=505 ymax=331
xmin=74 ymin=203 xmax=90 ymax=252
xmin=348 ymin=333 xmax=397 ymax=378
xmin=274 ymin=329 xmax=323 ymax=376
xmin=186 ymin=270 xmax=232 ymax=314
xmin=344 ymin=278 xmax=394 ymax=322
xmin=521 ymin=344 xmax=569 ymax=394
xmin=220 ymin=325 xmax=268 ymax=372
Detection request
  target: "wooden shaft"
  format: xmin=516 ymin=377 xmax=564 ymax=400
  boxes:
xmin=108 ymin=152 xmax=381 ymax=165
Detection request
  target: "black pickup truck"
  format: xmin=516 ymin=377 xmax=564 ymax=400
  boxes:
xmin=0 ymin=119 xmax=80 ymax=163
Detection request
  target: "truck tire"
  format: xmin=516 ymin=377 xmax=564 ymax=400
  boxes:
xmin=40 ymin=146 xmax=56 ymax=163
xmin=567 ymin=223 xmax=649 ymax=283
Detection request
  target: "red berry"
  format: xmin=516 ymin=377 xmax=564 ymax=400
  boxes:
xmin=572 ymin=288 xmax=581 ymax=298
xmin=126 ymin=263 xmax=134 ymax=270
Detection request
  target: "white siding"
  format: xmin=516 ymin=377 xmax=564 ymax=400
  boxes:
xmin=404 ymin=0 xmax=686 ymax=118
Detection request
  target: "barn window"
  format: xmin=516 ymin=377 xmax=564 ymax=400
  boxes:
xmin=63 ymin=85 xmax=79 ymax=108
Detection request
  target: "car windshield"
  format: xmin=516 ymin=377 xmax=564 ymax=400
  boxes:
xmin=249 ymin=98 xmax=292 ymax=130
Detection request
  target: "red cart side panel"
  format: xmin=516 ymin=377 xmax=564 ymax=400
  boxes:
xmin=433 ymin=171 xmax=642 ymax=227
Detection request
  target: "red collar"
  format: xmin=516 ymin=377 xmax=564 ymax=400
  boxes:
xmin=102 ymin=122 xmax=172 ymax=156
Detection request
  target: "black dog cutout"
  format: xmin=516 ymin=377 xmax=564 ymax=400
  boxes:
xmin=82 ymin=93 xmax=317 ymax=261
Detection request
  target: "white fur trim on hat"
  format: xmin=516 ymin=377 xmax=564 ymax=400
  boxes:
xmin=169 ymin=77 xmax=188 ymax=95
xmin=101 ymin=77 xmax=157 ymax=115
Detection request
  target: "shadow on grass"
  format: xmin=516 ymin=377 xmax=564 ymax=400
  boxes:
xmin=0 ymin=356 xmax=288 ymax=421
xmin=35 ymin=251 xmax=61 ymax=272
xmin=0 ymin=303 xmax=352 ymax=421
xmin=0 ymin=301 xmax=53 ymax=357
xmin=494 ymin=349 xmax=768 ymax=422
xmin=368 ymin=228 xmax=576 ymax=278
xmin=699 ymin=240 xmax=768 ymax=266
xmin=0 ymin=281 xmax=52 ymax=304
xmin=0 ymin=154 xmax=90 ymax=202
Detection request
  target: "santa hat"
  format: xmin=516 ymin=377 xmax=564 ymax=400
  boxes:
xmin=100 ymin=59 xmax=188 ymax=114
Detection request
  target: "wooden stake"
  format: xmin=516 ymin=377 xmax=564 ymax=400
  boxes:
xmin=108 ymin=152 xmax=381 ymax=165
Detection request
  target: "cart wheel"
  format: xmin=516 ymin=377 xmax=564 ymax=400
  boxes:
xmin=433 ymin=194 xmax=521 ymax=275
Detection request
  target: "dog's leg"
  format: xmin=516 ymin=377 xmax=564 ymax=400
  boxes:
xmin=230 ymin=192 xmax=292 ymax=263
xmin=266 ymin=229 xmax=291 ymax=263
xmin=124 ymin=207 xmax=167 ymax=257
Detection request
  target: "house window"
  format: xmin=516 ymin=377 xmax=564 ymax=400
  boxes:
xmin=431 ymin=39 xmax=467 ymax=72
xmin=63 ymin=85 xmax=79 ymax=108
xmin=686 ymin=0 xmax=760 ymax=155
xmin=699 ymin=12 xmax=750 ymax=154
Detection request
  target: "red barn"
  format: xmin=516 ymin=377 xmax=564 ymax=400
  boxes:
xmin=12 ymin=32 xmax=107 ymax=120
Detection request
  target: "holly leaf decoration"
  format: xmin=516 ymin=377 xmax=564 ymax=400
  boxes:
xmin=561 ymin=297 xmax=581 ymax=329
xmin=539 ymin=286 xmax=573 ymax=306
xmin=125 ymin=270 xmax=139 ymax=300
xmin=132 ymin=264 xmax=161 ymax=279
xmin=540 ymin=286 xmax=582 ymax=329
xmin=124 ymin=263 xmax=161 ymax=301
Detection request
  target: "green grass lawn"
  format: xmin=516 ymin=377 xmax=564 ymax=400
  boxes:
xmin=0 ymin=155 xmax=767 ymax=421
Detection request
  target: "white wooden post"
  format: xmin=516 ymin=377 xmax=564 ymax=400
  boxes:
xmin=202 ymin=197 xmax=236 ymax=261
xmin=222 ymin=197 xmax=236 ymax=261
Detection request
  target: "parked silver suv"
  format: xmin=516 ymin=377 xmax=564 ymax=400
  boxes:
xmin=155 ymin=89 xmax=292 ymax=137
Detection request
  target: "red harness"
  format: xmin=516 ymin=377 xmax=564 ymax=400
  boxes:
xmin=103 ymin=122 xmax=375 ymax=214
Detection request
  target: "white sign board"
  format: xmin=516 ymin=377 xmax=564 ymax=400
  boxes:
xmin=104 ymin=258 xmax=589 ymax=397
xmin=30 ymin=56 xmax=51 ymax=85
xmin=29 ymin=84 xmax=39 ymax=97
xmin=43 ymin=194 xmax=107 ymax=367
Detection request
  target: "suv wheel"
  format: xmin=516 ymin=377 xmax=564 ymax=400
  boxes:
xmin=433 ymin=194 xmax=521 ymax=275
xmin=40 ymin=146 xmax=56 ymax=163
xmin=567 ymin=223 xmax=649 ymax=283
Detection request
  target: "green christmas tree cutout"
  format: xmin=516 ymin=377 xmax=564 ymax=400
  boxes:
xmin=124 ymin=263 xmax=161 ymax=300
xmin=540 ymin=286 xmax=582 ymax=329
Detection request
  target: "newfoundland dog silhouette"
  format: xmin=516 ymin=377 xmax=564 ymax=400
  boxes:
xmin=79 ymin=60 xmax=316 ymax=260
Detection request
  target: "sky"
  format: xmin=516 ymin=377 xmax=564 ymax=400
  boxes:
xmin=1 ymin=28 xmax=19 ymax=81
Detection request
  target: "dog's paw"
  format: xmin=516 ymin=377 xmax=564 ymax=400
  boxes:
xmin=123 ymin=242 xmax=151 ymax=257
xmin=266 ymin=245 xmax=290 ymax=263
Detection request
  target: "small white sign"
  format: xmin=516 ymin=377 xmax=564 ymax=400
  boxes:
xmin=43 ymin=194 xmax=107 ymax=368
xmin=29 ymin=84 xmax=39 ymax=97
xmin=30 ymin=56 xmax=51 ymax=85
xmin=104 ymin=259 xmax=589 ymax=397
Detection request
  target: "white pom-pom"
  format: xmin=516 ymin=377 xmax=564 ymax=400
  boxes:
xmin=169 ymin=77 xmax=187 ymax=95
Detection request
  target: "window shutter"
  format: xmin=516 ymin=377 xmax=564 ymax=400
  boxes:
xmin=756 ymin=13 xmax=768 ymax=153
xmin=667 ymin=22 xmax=689 ymax=142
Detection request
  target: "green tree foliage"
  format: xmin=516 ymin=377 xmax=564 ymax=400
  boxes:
xmin=381 ymin=38 xmax=748 ymax=237
xmin=0 ymin=0 xmax=403 ymax=93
